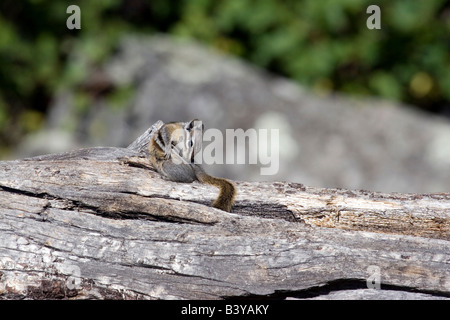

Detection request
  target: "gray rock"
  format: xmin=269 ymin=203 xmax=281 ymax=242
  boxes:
xmin=15 ymin=34 xmax=450 ymax=193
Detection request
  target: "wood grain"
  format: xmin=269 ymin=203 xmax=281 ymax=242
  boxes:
xmin=0 ymin=127 xmax=449 ymax=299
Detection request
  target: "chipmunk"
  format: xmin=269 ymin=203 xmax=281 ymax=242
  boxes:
xmin=148 ymin=120 xmax=236 ymax=212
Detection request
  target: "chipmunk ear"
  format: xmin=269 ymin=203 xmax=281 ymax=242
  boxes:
xmin=185 ymin=119 xmax=198 ymax=131
xmin=187 ymin=119 xmax=204 ymax=133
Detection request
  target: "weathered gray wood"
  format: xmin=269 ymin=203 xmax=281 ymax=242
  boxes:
xmin=0 ymin=129 xmax=449 ymax=299
xmin=126 ymin=120 xmax=163 ymax=155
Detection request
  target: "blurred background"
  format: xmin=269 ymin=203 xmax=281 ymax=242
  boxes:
xmin=0 ymin=0 xmax=449 ymax=193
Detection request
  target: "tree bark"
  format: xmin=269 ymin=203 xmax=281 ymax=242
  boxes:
xmin=0 ymin=126 xmax=449 ymax=300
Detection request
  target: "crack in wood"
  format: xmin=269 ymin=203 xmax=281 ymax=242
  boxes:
xmin=0 ymin=183 xmax=214 ymax=225
xmin=224 ymin=279 xmax=450 ymax=300
xmin=233 ymin=202 xmax=299 ymax=222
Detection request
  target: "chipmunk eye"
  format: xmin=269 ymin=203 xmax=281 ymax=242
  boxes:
xmin=189 ymin=140 xmax=194 ymax=147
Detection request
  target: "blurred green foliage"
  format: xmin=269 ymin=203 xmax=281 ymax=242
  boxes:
xmin=0 ymin=0 xmax=449 ymax=155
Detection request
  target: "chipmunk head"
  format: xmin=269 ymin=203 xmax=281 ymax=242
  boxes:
xmin=169 ymin=119 xmax=203 ymax=163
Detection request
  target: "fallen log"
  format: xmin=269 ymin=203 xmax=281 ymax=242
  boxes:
xmin=0 ymin=126 xmax=449 ymax=300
